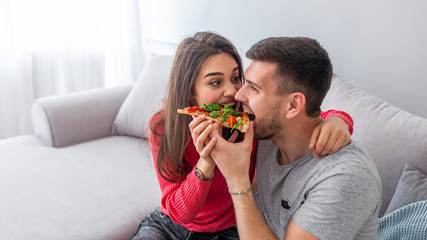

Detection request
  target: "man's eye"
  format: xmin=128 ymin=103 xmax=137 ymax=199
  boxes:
xmin=250 ymin=85 xmax=259 ymax=93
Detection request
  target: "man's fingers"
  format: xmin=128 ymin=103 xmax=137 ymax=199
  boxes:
xmin=210 ymin=123 xmax=223 ymax=139
xmin=216 ymin=124 xmax=223 ymax=134
xmin=243 ymin=121 xmax=255 ymax=144
xmin=228 ymin=130 xmax=239 ymax=143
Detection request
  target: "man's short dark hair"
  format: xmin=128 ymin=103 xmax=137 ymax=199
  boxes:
xmin=246 ymin=37 xmax=333 ymax=117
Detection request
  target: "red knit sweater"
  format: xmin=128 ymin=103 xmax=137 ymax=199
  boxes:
xmin=148 ymin=110 xmax=353 ymax=233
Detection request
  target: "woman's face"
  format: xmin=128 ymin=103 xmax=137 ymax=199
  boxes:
xmin=193 ymin=53 xmax=242 ymax=109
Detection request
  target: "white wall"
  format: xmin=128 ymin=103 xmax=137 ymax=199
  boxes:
xmin=140 ymin=0 xmax=427 ymax=118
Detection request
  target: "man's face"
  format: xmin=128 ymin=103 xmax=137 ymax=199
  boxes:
xmin=236 ymin=61 xmax=287 ymax=140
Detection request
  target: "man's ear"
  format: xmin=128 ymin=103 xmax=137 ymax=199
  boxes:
xmin=285 ymin=92 xmax=306 ymax=119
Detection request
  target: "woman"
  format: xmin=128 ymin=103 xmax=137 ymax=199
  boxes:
xmin=132 ymin=32 xmax=353 ymax=239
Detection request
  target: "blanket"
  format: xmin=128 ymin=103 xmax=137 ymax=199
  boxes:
xmin=378 ymin=200 xmax=427 ymax=240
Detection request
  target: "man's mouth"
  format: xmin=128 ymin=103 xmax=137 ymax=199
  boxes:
xmin=243 ymin=106 xmax=256 ymax=121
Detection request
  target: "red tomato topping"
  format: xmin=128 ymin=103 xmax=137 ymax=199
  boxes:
xmin=187 ymin=107 xmax=207 ymax=113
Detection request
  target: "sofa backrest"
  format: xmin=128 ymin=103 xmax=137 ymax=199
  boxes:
xmin=322 ymin=76 xmax=427 ymax=217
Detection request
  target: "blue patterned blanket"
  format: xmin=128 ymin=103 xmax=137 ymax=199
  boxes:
xmin=378 ymin=200 xmax=427 ymax=240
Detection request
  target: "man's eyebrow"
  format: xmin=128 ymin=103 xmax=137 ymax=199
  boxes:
xmin=204 ymin=66 xmax=239 ymax=78
xmin=245 ymin=79 xmax=262 ymax=89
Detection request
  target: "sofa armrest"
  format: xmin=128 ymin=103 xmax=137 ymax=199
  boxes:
xmin=31 ymin=84 xmax=133 ymax=148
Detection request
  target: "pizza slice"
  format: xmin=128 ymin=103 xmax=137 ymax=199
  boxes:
xmin=177 ymin=103 xmax=250 ymax=132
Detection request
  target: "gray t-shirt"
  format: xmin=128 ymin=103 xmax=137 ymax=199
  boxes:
xmin=256 ymin=140 xmax=382 ymax=240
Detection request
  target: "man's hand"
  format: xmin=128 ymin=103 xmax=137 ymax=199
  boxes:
xmin=209 ymin=122 xmax=254 ymax=190
xmin=208 ymin=122 xmax=279 ymax=239
xmin=309 ymin=116 xmax=351 ymax=158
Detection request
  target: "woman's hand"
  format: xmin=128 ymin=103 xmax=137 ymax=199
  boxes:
xmin=309 ymin=116 xmax=351 ymax=158
xmin=189 ymin=115 xmax=218 ymax=175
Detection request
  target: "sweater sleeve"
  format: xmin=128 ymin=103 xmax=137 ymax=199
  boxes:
xmin=320 ymin=110 xmax=354 ymax=135
xmin=148 ymin=125 xmax=212 ymax=225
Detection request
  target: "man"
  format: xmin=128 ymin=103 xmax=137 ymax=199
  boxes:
xmin=205 ymin=37 xmax=382 ymax=239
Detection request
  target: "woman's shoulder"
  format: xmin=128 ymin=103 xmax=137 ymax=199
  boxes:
xmin=149 ymin=111 xmax=165 ymax=144
xmin=149 ymin=111 xmax=165 ymax=127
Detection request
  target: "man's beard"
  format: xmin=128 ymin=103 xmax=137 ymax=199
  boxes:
xmin=253 ymin=102 xmax=283 ymax=140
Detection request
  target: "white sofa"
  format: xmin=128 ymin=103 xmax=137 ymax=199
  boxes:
xmin=1 ymin=54 xmax=426 ymax=239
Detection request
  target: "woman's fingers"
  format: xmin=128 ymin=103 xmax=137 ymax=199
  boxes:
xmin=189 ymin=115 xmax=206 ymax=133
xmin=309 ymin=126 xmax=321 ymax=150
xmin=200 ymin=136 xmax=217 ymax=159
xmin=195 ymin=123 xmax=214 ymax=152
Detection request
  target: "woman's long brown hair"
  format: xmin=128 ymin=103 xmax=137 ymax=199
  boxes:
xmin=149 ymin=32 xmax=243 ymax=182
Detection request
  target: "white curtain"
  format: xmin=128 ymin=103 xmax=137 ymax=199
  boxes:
xmin=0 ymin=0 xmax=144 ymax=139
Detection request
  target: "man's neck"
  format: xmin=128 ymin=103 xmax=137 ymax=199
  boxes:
xmin=271 ymin=116 xmax=322 ymax=165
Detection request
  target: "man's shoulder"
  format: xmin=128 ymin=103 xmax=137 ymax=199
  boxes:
xmin=316 ymin=141 xmax=381 ymax=184
xmin=292 ymin=141 xmax=382 ymax=240
xmin=322 ymin=141 xmax=372 ymax=165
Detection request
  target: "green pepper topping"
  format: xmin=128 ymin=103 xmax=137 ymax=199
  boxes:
xmin=203 ymin=103 xmax=220 ymax=112
xmin=203 ymin=103 xmax=240 ymax=120
xmin=222 ymin=108 xmax=235 ymax=115
xmin=231 ymin=119 xmax=244 ymax=132
xmin=221 ymin=112 xmax=227 ymax=123
xmin=221 ymin=104 xmax=233 ymax=110
xmin=209 ymin=111 xmax=218 ymax=118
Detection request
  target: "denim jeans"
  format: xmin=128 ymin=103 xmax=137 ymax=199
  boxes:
xmin=132 ymin=208 xmax=240 ymax=240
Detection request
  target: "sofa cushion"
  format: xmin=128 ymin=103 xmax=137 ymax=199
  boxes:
xmin=321 ymin=76 xmax=427 ymax=217
xmin=384 ymin=164 xmax=427 ymax=216
xmin=61 ymin=136 xmax=161 ymax=220
xmin=0 ymin=135 xmax=161 ymax=240
xmin=112 ymin=54 xmax=173 ymax=138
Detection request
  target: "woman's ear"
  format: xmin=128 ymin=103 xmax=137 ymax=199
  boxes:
xmin=285 ymin=92 xmax=306 ymax=119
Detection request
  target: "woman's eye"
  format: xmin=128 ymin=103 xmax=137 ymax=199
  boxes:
xmin=250 ymin=85 xmax=258 ymax=92
xmin=233 ymin=76 xmax=242 ymax=82
xmin=209 ymin=80 xmax=221 ymax=86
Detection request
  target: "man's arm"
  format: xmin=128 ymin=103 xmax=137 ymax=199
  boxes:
xmin=230 ymin=181 xmax=319 ymax=240
xmin=230 ymin=186 xmax=278 ymax=239
xmin=206 ymin=123 xmax=277 ymax=239
xmin=284 ymin=219 xmax=319 ymax=240
xmin=206 ymin=123 xmax=324 ymax=240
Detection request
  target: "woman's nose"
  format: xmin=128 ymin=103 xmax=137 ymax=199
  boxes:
xmin=223 ymin=81 xmax=238 ymax=97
